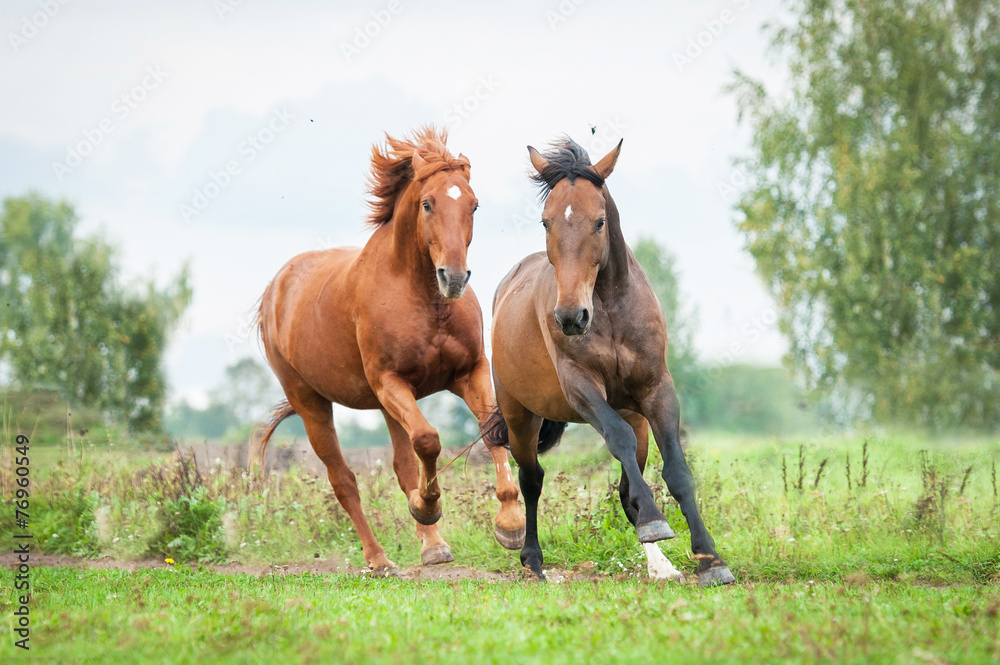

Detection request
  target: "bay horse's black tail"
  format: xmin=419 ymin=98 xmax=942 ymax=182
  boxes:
xmin=482 ymin=405 xmax=566 ymax=455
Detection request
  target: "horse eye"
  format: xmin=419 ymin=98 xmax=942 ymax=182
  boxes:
xmin=422 ymin=201 xmax=431 ymax=213
xmin=473 ymin=202 xmax=480 ymax=212
xmin=596 ymin=218 xmax=605 ymax=231
xmin=541 ymin=219 xmax=549 ymax=230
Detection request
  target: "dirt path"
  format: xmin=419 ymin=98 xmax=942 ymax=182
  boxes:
xmin=0 ymin=552 xmax=526 ymax=581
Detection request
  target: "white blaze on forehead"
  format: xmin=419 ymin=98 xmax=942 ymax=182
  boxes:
xmin=447 ymin=185 xmax=462 ymax=200
xmin=564 ymin=204 xmax=573 ymax=220
xmin=642 ymin=542 xmax=684 ymax=581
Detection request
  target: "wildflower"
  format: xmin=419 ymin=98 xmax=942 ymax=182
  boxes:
xmin=165 ymin=558 xmax=175 ymax=565
xmin=112 ymin=537 xmax=120 ymax=543
xmin=240 ymin=542 xmax=247 ymax=548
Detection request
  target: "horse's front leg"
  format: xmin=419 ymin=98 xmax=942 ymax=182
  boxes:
xmin=641 ymin=376 xmax=735 ymax=587
xmin=372 ymin=372 xmax=442 ymax=525
xmin=451 ymin=358 xmax=525 ymax=550
xmin=558 ymin=362 xmax=674 ymax=543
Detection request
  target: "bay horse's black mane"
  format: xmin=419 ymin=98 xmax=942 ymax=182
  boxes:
xmin=530 ymin=137 xmax=605 ymax=200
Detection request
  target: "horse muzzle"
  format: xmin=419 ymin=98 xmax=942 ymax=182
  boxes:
xmin=436 ymin=267 xmax=471 ymax=299
xmin=554 ymin=305 xmax=591 ymax=336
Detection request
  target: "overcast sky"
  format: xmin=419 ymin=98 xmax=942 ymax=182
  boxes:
xmin=1 ymin=0 xmax=789 ymax=411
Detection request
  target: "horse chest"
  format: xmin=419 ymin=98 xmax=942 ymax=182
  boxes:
xmin=370 ymin=314 xmax=474 ymax=387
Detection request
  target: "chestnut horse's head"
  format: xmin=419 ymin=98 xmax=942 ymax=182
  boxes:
xmin=527 ymin=138 xmax=622 ymax=336
xmin=367 ymin=128 xmax=478 ymax=299
xmin=411 ymin=151 xmax=477 ymax=299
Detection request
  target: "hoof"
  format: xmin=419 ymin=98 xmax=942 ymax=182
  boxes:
xmin=636 ymin=520 xmax=675 ymax=543
xmin=699 ymin=565 xmax=735 ymax=587
xmin=421 ymin=545 xmax=454 ymax=566
xmin=520 ymin=565 xmax=546 ymax=582
xmin=494 ymin=522 xmax=526 ymax=550
xmin=408 ymin=491 xmax=442 ymax=526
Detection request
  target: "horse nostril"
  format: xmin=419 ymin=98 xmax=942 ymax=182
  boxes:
xmin=577 ymin=308 xmax=590 ymax=328
xmin=463 ymin=270 xmax=471 ymax=287
xmin=437 ymin=268 xmax=448 ymax=285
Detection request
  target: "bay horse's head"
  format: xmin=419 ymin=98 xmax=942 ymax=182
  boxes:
xmin=528 ymin=138 xmax=622 ymax=336
xmin=411 ymin=150 xmax=477 ymax=299
xmin=367 ymin=128 xmax=478 ymax=300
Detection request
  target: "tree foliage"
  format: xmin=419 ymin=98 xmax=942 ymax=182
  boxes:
xmin=0 ymin=193 xmax=191 ymax=431
xmin=632 ymin=237 xmax=699 ymax=393
xmin=730 ymin=0 xmax=1000 ymax=427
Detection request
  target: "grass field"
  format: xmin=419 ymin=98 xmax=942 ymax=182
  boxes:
xmin=2 ymin=430 xmax=999 ymax=662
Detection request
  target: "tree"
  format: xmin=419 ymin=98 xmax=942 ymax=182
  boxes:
xmin=0 ymin=193 xmax=191 ymax=431
xmin=632 ymin=237 xmax=700 ymax=401
xmin=210 ymin=357 xmax=282 ymax=426
xmin=729 ymin=1 xmax=1000 ymax=427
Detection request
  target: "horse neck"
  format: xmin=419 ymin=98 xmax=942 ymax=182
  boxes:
xmin=385 ymin=179 xmax=438 ymax=294
xmin=595 ymin=187 xmax=631 ymax=295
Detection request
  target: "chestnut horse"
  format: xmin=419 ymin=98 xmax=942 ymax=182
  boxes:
xmin=484 ymin=137 xmax=735 ymax=586
xmin=255 ymin=128 xmax=524 ymax=574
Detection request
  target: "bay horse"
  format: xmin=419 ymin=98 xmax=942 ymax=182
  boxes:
xmin=255 ymin=127 xmax=524 ymax=574
xmin=484 ymin=137 xmax=735 ymax=586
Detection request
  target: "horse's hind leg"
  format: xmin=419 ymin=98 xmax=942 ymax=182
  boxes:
xmin=618 ymin=411 xmax=650 ymax=527
xmin=642 ymin=377 xmax=734 ymax=587
xmin=382 ymin=410 xmax=454 ymax=565
xmin=451 ymin=358 xmax=524 ymax=550
xmin=291 ymin=392 xmax=396 ymax=574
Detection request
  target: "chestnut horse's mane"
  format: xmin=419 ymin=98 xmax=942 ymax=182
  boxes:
xmin=365 ymin=126 xmax=469 ymax=229
xmin=530 ymin=137 xmax=606 ymax=200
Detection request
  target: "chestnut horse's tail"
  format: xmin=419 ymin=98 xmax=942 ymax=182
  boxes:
xmin=482 ymin=405 xmax=566 ymax=455
xmin=251 ymin=400 xmax=296 ymax=470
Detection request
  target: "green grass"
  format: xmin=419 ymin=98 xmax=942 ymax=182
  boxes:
xmin=1 ymin=431 xmax=999 ymax=662
xmin=3 ymin=431 xmax=999 ymax=580
xmin=2 ymin=567 xmax=999 ymax=664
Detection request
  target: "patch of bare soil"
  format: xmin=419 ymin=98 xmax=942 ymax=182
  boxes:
xmin=0 ymin=552 xmax=533 ymax=581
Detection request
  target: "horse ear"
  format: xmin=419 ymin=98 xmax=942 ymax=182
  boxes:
xmin=527 ymin=146 xmax=548 ymax=174
xmin=457 ymin=152 xmax=471 ymax=176
xmin=411 ymin=151 xmax=429 ymax=178
xmin=592 ymin=139 xmax=623 ymax=180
